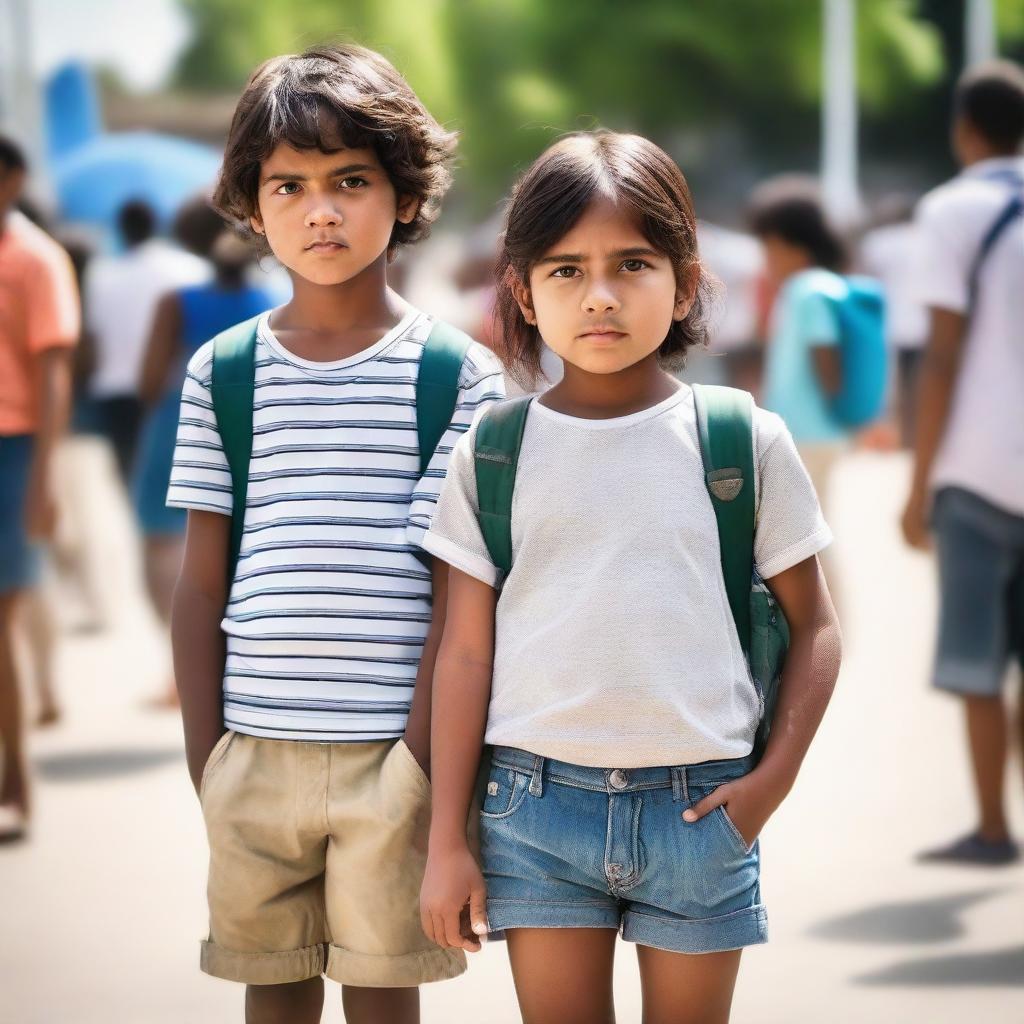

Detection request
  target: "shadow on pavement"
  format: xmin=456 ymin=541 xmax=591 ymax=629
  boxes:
xmin=809 ymin=889 xmax=1004 ymax=944
xmin=854 ymin=945 xmax=1024 ymax=987
xmin=34 ymin=747 xmax=184 ymax=782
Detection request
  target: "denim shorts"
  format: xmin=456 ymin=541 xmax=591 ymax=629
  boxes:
xmin=932 ymin=487 xmax=1024 ymax=697
xmin=480 ymin=746 xmax=768 ymax=955
xmin=0 ymin=435 xmax=40 ymax=595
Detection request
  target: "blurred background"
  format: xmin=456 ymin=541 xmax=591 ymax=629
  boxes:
xmin=1 ymin=1 xmax=1022 ymax=1021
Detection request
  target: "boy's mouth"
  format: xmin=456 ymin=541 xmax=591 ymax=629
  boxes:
xmin=577 ymin=326 xmax=627 ymax=343
xmin=305 ymin=238 xmax=348 ymax=253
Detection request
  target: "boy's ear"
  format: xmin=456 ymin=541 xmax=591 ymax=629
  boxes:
xmin=511 ymin=278 xmax=537 ymax=326
xmin=249 ymin=213 xmax=265 ymax=237
xmin=396 ymin=194 xmax=420 ymax=225
xmin=673 ymin=264 xmax=700 ymax=322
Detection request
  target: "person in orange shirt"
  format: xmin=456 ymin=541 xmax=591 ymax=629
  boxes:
xmin=0 ymin=136 xmax=80 ymax=842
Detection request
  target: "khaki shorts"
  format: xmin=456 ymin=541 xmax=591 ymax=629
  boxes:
xmin=198 ymin=731 xmax=465 ymax=987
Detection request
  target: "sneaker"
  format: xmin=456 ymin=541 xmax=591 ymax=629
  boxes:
xmin=917 ymin=830 xmax=1020 ymax=867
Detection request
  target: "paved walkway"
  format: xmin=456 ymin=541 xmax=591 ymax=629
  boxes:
xmin=2 ymin=450 xmax=1022 ymax=1023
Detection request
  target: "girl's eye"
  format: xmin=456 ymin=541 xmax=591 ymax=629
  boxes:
xmin=621 ymin=258 xmax=649 ymax=272
xmin=551 ymin=266 xmax=580 ymax=279
xmin=339 ymin=177 xmax=368 ymax=190
xmin=275 ymin=182 xmax=301 ymax=196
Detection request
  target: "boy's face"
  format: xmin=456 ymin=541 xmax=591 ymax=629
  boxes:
xmin=250 ymin=142 xmax=417 ymax=286
xmin=0 ymin=165 xmax=25 ymax=224
xmin=516 ymin=194 xmax=693 ymax=376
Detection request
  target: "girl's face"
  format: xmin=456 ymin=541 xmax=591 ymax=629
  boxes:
xmin=516 ymin=195 xmax=693 ymax=376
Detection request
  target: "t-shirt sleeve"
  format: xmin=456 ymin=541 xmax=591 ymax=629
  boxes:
xmin=165 ymin=342 xmax=234 ymax=515
xmin=911 ymin=190 xmax=970 ymax=314
xmin=420 ymin=422 xmax=500 ymax=587
xmin=26 ymin=246 xmax=80 ymax=353
xmin=406 ymin=340 xmax=506 ymax=551
xmin=794 ymin=288 xmax=840 ymax=350
xmin=752 ymin=409 xmax=833 ymax=579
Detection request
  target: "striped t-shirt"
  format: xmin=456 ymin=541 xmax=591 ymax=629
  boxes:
xmin=167 ymin=308 xmax=505 ymax=742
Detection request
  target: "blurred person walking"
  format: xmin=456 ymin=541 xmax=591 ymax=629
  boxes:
xmin=748 ymin=180 xmax=854 ymax=606
xmin=0 ymin=136 xmax=80 ymax=841
xmin=902 ymin=61 xmax=1024 ymax=867
xmin=859 ymin=196 xmax=929 ymax=448
xmin=83 ymin=199 xmax=209 ymax=482
xmin=135 ymin=209 xmax=273 ymax=708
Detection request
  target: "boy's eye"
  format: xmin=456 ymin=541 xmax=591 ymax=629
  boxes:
xmin=339 ymin=176 xmax=368 ymax=190
xmin=275 ymin=181 xmax=301 ymax=196
xmin=621 ymin=258 xmax=649 ymax=272
xmin=551 ymin=266 xmax=580 ymax=279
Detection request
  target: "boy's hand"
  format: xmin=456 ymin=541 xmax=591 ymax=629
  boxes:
xmin=420 ymin=844 xmax=488 ymax=952
xmin=187 ymin=729 xmax=226 ymax=797
xmin=901 ymin=486 xmax=932 ymax=551
xmin=681 ymin=768 xmax=787 ymax=851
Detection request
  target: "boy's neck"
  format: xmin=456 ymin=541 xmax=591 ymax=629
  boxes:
xmin=540 ymin=354 xmax=682 ymax=420
xmin=270 ymin=251 xmax=410 ymax=360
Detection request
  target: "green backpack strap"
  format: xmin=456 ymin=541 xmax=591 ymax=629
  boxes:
xmin=211 ymin=314 xmax=262 ymax=585
xmin=417 ymin=320 xmax=474 ymax=475
xmin=473 ymin=396 xmax=533 ymax=585
xmin=692 ymin=384 xmax=756 ymax=657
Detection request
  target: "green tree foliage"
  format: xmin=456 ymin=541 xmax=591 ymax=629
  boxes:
xmin=174 ymin=0 xmax=945 ymax=197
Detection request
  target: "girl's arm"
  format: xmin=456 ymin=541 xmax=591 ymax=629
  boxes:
xmin=683 ymin=554 xmax=842 ymax=842
xmin=420 ymin=565 xmax=496 ymax=952
xmin=172 ymin=509 xmax=230 ymax=794
xmin=139 ymin=293 xmax=183 ymax=406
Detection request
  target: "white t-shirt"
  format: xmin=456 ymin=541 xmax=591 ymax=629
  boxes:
xmin=913 ymin=157 xmax=1024 ymax=516
xmin=422 ymin=387 xmax=832 ymax=768
xmin=85 ymin=238 xmax=210 ymax=398
xmin=166 ymin=310 xmax=505 ymax=742
xmin=860 ymin=222 xmax=929 ymax=351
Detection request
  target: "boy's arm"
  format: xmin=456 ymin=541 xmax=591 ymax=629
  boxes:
xmin=420 ymin=566 xmax=496 ymax=952
xmin=403 ymin=558 xmax=448 ymax=776
xmin=139 ymin=293 xmax=183 ymax=406
xmin=901 ymin=307 xmax=966 ymax=549
xmin=683 ymin=554 xmax=842 ymax=844
xmin=172 ymin=509 xmax=230 ymax=794
xmin=25 ymin=348 xmax=74 ymax=540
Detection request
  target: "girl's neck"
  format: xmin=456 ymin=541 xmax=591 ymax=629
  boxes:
xmin=275 ymin=251 xmax=405 ymax=335
xmin=539 ymin=354 xmax=683 ymax=420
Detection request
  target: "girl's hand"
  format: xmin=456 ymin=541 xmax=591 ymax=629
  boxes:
xmin=681 ymin=769 xmax=788 ymax=850
xmin=420 ymin=844 xmax=488 ymax=952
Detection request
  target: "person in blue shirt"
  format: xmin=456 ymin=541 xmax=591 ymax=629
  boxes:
xmin=749 ymin=180 xmax=848 ymax=606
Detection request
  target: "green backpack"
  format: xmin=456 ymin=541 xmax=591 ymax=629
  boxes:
xmin=210 ymin=315 xmax=473 ymax=583
xmin=472 ymin=384 xmax=790 ymax=762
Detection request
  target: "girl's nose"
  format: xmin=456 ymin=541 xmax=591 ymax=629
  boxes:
xmin=582 ymin=282 xmax=621 ymax=314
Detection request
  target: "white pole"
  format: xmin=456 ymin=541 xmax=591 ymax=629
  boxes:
xmin=965 ymin=0 xmax=997 ymax=67
xmin=821 ymin=0 xmax=860 ymax=224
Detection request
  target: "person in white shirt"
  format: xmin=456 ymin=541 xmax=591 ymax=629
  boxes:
xmin=902 ymin=60 xmax=1024 ymax=867
xmin=83 ymin=199 xmax=209 ymax=480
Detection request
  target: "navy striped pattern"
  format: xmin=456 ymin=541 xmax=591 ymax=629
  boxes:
xmin=167 ymin=310 xmax=505 ymax=741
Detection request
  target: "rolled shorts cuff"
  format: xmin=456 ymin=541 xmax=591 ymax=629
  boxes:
xmin=933 ymin=659 xmax=1005 ymax=698
xmin=324 ymin=943 xmax=466 ymax=988
xmin=621 ymin=904 xmax=769 ymax=954
xmin=485 ymin=898 xmax=622 ymax=936
xmin=199 ymin=940 xmax=324 ymax=985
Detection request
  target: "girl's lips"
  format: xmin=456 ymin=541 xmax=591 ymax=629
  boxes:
xmin=306 ymin=241 xmax=346 ymax=253
xmin=578 ymin=330 xmax=626 ymax=342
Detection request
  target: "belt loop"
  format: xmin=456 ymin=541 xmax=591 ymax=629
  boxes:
xmin=528 ymin=755 xmax=544 ymax=797
xmin=681 ymin=766 xmax=690 ymax=804
xmin=671 ymin=767 xmax=683 ymax=803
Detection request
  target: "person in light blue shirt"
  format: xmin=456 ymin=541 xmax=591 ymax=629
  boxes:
xmin=749 ymin=179 xmax=849 ymax=606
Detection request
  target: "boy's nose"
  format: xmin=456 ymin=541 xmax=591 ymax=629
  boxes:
xmin=305 ymin=202 xmax=343 ymax=228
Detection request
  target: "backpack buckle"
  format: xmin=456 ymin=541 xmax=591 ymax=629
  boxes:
xmin=707 ymin=468 xmax=743 ymax=502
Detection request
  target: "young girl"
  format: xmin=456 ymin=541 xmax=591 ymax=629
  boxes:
xmin=419 ymin=132 xmax=842 ymax=1024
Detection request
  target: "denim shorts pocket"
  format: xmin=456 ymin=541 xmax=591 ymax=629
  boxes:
xmin=480 ymin=766 xmax=530 ymax=820
xmin=717 ymin=806 xmax=755 ymax=856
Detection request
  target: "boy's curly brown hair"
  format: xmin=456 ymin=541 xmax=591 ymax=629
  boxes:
xmin=213 ymin=43 xmax=457 ymax=253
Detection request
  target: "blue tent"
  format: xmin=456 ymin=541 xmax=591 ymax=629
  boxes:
xmin=52 ymin=131 xmax=222 ymax=229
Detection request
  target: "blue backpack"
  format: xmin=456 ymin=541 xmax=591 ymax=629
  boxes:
xmin=820 ymin=274 xmax=887 ymax=429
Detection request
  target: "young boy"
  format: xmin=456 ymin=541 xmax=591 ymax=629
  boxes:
xmin=902 ymin=60 xmax=1024 ymax=866
xmin=167 ymin=44 xmax=504 ymax=1022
